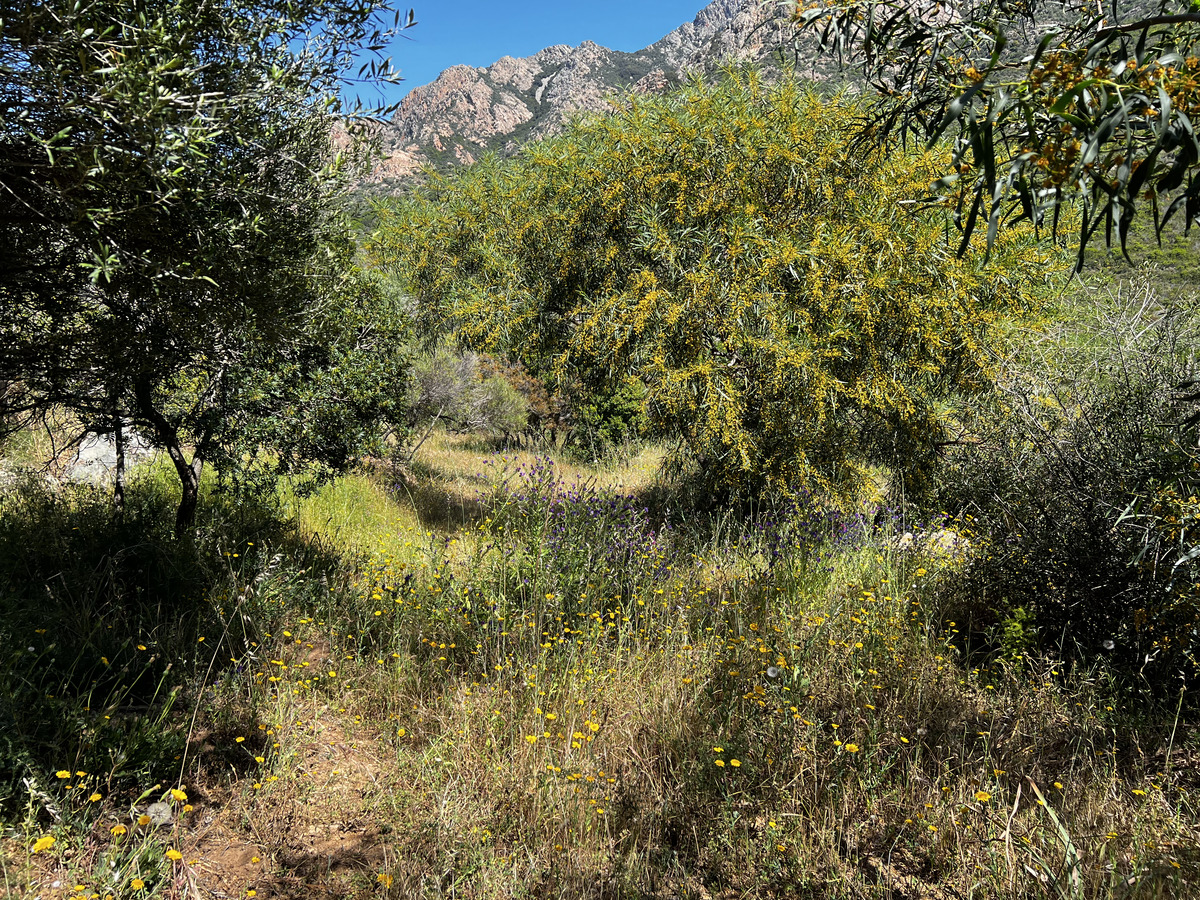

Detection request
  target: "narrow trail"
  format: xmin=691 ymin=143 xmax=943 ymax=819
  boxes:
xmin=184 ymin=703 xmax=404 ymax=899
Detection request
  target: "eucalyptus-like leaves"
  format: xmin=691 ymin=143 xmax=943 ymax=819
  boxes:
xmin=792 ymin=0 xmax=1200 ymax=267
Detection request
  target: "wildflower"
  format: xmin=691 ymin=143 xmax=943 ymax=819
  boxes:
xmin=110 ymin=825 xmax=127 ymax=836
xmin=171 ymin=788 xmax=187 ymax=802
xmin=729 ymin=759 xmax=741 ymax=767
xmin=32 ymin=835 xmax=55 ymax=853
xmin=166 ymin=848 xmax=183 ymax=861
xmin=715 ymin=759 xmax=725 ymax=767
xmin=89 ymin=793 xmax=102 ymax=802
xmin=131 ymin=879 xmax=145 ymax=890
xmin=56 ymin=770 xmax=70 ymax=779
xmin=525 ymin=735 xmax=538 ymax=744
xmin=377 ymin=873 xmax=394 ymax=887
xmin=975 ymin=791 xmax=992 ymax=803
xmin=844 ymin=743 xmax=860 ymax=753
xmin=137 ymin=814 xmax=151 ymax=826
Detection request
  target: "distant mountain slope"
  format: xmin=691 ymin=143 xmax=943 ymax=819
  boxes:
xmin=368 ymin=0 xmax=820 ymax=186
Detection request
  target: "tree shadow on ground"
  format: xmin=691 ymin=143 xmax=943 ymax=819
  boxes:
xmin=0 ymin=475 xmax=348 ymax=817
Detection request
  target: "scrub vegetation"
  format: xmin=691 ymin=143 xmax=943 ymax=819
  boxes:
xmin=3 ymin=5 xmax=1200 ymax=898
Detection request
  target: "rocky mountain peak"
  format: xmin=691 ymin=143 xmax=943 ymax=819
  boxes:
xmin=368 ymin=0 xmax=801 ymax=187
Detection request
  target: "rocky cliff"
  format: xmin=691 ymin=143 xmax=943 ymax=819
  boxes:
xmin=369 ymin=0 xmax=815 ymax=186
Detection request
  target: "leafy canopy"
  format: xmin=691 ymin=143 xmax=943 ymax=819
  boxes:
xmin=794 ymin=0 xmax=1200 ymax=267
xmin=371 ymin=73 xmax=1060 ymax=503
xmin=1 ymin=0 xmax=413 ymax=529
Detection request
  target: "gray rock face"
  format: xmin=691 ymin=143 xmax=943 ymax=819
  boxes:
xmin=651 ymin=0 xmax=779 ymax=73
xmin=389 ymin=64 xmax=534 ymax=147
xmin=371 ymin=0 xmax=801 ymax=185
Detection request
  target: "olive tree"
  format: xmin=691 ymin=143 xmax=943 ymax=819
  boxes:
xmin=0 ymin=0 xmax=414 ymax=531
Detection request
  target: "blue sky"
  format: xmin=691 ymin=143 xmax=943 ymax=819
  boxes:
xmin=376 ymin=1 xmax=711 ymax=103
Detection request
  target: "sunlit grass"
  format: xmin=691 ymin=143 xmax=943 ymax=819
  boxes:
xmin=410 ymin=430 xmax=668 ymax=501
xmin=289 ymin=473 xmax=420 ymax=556
xmin=3 ymin=432 xmax=1197 ymax=899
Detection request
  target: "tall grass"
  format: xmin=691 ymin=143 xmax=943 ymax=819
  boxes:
xmin=1 ymin=436 xmax=1196 ymax=899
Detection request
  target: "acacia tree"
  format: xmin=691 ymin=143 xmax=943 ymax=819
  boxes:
xmin=372 ymin=74 xmax=1059 ymax=503
xmin=1 ymin=0 xmax=414 ymax=531
xmin=792 ymin=0 xmax=1200 ymax=267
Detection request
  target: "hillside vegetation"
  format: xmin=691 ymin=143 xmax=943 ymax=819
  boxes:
xmin=2 ymin=70 xmax=1199 ymax=900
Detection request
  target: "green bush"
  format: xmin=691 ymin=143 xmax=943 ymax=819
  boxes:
xmin=933 ymin=282 xmax=1200 ymax=697
xmin=561 ymin=375 xmax=648 ymax=462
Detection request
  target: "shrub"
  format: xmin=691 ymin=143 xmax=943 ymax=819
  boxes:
xmin=560 ymin=374 xmax=648 ymax=462
xmin=933 ymin=279 xmax=1200 ymax=696
xmin=406 ymin=345 xmax=530 ymax=444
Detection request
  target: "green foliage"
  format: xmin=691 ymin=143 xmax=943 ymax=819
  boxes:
xmin=194 ymin=266 xmax=413 ymax=499
xmin=370 ymin=72 xmax=1060 ymax=503
xmin=476 ymin=355 xmax=646 ymax=458
xmin=407 ymin=344 xmax=530 ymax=439
xmin=796 ymin=0 xmax=1200 ymax=266
xmin=933 ymin=281 xmax=1200 ymax=693
xmin=998 ymin=605 xmax=1036 ymax=663
xmin=0 ymin=0 xmax=413 ymax=531
xmin=565 ymin=375 xmax=648 ymax=461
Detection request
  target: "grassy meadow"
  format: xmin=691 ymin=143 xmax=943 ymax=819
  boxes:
xmin=1 ymin=381 xmax=1198 ymax=898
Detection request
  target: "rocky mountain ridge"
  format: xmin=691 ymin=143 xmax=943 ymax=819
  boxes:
xmin=369 ymin=0 xmax=814 ymax=185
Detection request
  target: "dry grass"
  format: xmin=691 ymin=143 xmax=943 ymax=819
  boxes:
xmin=4 ymin=437 xmax=1198 ymax=900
